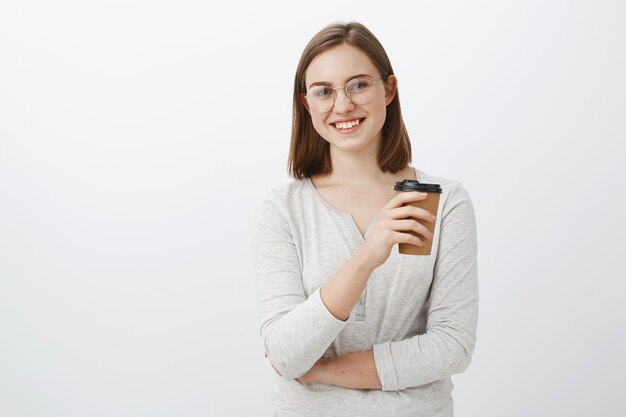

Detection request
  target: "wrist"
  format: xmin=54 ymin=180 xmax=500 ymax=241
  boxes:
xmin=353 ymin=246 xmax=378 ymax=272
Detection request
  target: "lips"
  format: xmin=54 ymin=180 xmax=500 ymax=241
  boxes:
xmin=330 ymin=117 xmax=366 ymax=130
xmin=330 ymin=117 xmax=366 ymax=134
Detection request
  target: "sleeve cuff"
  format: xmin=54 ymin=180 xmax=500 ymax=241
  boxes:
xmin=373 ymin=341 xmax=400 ymax=391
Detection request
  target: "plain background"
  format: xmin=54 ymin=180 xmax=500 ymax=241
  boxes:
xmin=1 ymin=1 xmax=625 ymax=416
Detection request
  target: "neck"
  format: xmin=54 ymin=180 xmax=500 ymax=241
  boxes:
xmin=327 ymin=135 xmax=388 ymax=186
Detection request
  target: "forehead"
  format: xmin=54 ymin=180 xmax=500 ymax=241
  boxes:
xmin=305 ymin=43 xmax=379 ymax=86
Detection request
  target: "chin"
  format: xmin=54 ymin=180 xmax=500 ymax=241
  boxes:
xmin=329 ymin=136 xmax=377 ymax=153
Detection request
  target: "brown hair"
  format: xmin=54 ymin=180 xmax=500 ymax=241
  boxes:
xmin=288 ymin=21 xmax=412 ymax=180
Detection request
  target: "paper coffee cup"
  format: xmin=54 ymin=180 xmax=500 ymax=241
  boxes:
xmin=394 ymin=179 xmax=442 ymax=256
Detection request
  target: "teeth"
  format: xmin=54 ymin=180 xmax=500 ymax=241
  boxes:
xmin=334 ymin=118 xmax=361 ymax=130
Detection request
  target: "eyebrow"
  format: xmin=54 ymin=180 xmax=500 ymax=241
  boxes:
xmin=307 ymin=74 xmax=373 ymax=89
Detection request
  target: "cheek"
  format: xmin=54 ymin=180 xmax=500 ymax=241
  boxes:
xmin=368 ymin=103 xmax=388 ymax=129
xmin=309 ymin=116 xmax=333 ymax=142
xmin=310 ymin=116 xmax=327 ymax=134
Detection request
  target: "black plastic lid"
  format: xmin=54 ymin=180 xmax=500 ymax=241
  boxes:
xmin=394 ymin=179 xmax=442 ymax=193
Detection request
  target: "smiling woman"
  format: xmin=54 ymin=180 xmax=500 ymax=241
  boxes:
xmin=300 ymin=46 xmax=394 ymax=155
xmin=251 ymin=21 xmax=478 ymax=417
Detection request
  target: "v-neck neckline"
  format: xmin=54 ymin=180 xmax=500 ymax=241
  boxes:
xmin=305 ymin=167 xmax=421 ymax=243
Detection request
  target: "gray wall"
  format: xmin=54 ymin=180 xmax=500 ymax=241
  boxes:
xmin=1 ymin=0 xmax=624 ymax=416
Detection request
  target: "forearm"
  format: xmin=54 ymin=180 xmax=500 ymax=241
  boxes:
xmin=305 ymin=350 xmax=382 ymax=390
xmin=263 ymin=288 xmax=346 ymax=379
xmin=263 ymin=247 xmax=375 ymax=378
xmin=320 ymin=247 xmax=375 ymax=321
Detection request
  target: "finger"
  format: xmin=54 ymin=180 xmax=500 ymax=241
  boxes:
xmin=388 ymin=205 xmax=436 ymax=223
xmin=391 ymin=219 xmax=433 ymax=241
xmin=392 ymin=230 xmax=425 ymax=246
xmin=383 ymin=191 xmax=428 ymax=210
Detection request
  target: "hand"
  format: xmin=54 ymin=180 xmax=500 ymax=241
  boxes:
xmin=360 ymin=191 xmax=436 ymax=269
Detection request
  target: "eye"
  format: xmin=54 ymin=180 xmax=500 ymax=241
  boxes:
xmin=348 ymin=78 xmax=373 ymax=92
xmin=311 ymin=87 xmax=332 ymax=98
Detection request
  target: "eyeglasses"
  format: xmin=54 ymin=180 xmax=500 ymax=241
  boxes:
xmin=304 ymin=76 xmax=383 ymax=113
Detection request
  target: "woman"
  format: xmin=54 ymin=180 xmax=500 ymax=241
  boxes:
xmin=252 ymin=21 xmax=478 ymax=417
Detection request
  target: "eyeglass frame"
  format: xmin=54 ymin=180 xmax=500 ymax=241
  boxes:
xmin=303 ymin=76 xmax=384 ymax=113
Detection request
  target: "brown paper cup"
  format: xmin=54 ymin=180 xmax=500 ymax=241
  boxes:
xmin=394 ymin=180 xmax=442 ymax=256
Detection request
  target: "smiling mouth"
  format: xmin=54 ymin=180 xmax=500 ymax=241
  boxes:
xmin=331 ymin=117 xmax=366 ymax=130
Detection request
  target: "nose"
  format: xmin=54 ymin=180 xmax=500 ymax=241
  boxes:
xmin=332 ymin=88 xmax=355 ymax=113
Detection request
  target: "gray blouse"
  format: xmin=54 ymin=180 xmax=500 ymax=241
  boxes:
xmin=251 ymin=167 xmax=479 ymax=417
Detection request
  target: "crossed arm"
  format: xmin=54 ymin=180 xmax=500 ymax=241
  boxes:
xmin=266 ymin=350 xmax=382 ymax=390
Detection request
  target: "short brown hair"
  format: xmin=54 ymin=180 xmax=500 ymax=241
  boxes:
xmin=288 ymin=21 xmax=412 ymax=179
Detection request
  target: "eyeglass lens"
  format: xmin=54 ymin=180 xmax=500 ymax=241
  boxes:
xmin=306 ymin=77 xmax=378 ymax=113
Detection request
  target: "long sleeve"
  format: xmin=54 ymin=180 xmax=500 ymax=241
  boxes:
xmin=372 ymin=182 xmax=479 ymax=392
xmin=251 ymin=194 xmax=350 ymax=379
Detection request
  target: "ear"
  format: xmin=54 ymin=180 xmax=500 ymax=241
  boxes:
xmin=384 ymin=75 xmax=398 ymax=106
xmin=301 ymin=93 xmax=311 ymax=114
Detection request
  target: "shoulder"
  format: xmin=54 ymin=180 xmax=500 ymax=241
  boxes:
xmin=415 ymin=168 xmax=466 ymax=193
xmin=415 ymin=168 xmax=473 ymax=203
xmin=252 ymin=177 xmax=311 ymax=221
